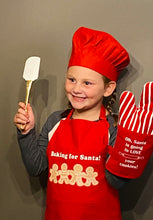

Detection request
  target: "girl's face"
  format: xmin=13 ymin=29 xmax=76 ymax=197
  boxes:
xmin=65 ymin=66 xmax=109 ymax=115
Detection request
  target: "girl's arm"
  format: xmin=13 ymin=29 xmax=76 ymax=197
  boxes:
xmin=105 ymin=115 xmax=130 ymax=189
xmin=17 ymin=126 xmax=48 ymax=176
xmin=16 ymin=109 xmax=63 ymax=176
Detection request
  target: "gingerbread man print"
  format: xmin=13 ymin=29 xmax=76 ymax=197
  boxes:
xmin=70 ymin=164 xmax=85 ymax=186
xmin=84 ymin=167 xmax=99 ymax=186
xmin=49 ymin=164 xmax=59 ymax=183
xmin=58 ymin=163 xmax=70 ymax=184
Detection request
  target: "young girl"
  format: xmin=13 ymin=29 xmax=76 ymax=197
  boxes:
xmin=14 ymin=27 xmax=130 ymax=220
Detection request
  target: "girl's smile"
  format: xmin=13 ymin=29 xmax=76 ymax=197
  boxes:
xmin=72 ymin=95 xmax=87 ymax=102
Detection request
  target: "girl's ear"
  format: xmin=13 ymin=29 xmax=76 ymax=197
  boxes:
xmin=104 ymin=81 xmax=116 ymax=97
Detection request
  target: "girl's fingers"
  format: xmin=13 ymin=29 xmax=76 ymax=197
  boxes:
xmin=17 ymin=107 xmax=29 ymax=117
xmin=15 ymin=116 xmax=28 ymax=126
xmin=18 ymin=102 xmax=27 ymax=110
xmin=14 ymin=114 xmax=30 ymax=133
xmin=14 ymin=111 xmax=29 ymax=125
xmin=14 ymin=102 xmax=34 ymax=134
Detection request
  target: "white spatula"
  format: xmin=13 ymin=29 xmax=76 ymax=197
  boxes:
xmin=21 ymin=56 xmax=41 ymax=130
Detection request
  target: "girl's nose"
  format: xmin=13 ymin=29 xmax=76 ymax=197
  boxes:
xmin=73 ymin=83 xmax=82 ymax=93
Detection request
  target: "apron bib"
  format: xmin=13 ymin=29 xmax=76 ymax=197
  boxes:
xmin=45 ymin=106 xmax=121 ymax=220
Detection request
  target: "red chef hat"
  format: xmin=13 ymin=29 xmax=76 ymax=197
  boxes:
xmin=68 ymin=27 xmax=130 ymax=81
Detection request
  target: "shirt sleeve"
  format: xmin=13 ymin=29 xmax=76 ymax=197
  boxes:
xmin=17 ymin=111 xmax=63 ymax=176
xmin=105 ymin=115 xmax=130 ymax=189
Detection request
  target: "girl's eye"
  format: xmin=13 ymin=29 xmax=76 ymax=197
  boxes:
xmin=68 ymin=78 xmax=75 ymax=83
xmin=84 ymin=81 xmax=92 ymax=85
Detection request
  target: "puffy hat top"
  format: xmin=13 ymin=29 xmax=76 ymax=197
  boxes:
xmin=68 ymin=27 xmax=130 ymax=81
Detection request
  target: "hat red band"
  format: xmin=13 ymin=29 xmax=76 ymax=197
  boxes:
xmin=68 ymin=54 xmax=118 ymax=81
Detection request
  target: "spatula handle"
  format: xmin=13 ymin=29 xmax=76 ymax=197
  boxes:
xmin=20 ymin=80 xmax=33 ymax=130
xmin=25 ymin=80 xmax=32 ymax=106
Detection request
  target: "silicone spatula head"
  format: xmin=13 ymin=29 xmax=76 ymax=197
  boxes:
xmin=23 ymin=56 xmax=41 ymax=81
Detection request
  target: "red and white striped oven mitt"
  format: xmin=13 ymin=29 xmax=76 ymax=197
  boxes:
xmin=106 ymin=82 xmax=153 ymax=179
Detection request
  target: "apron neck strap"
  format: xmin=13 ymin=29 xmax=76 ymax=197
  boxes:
xmin=66 ymin=105 xmax=106 ymax=121
xmin=66 ymin=109 xmax=74 ymax=120
xmin=99 ymin=105 xmax=107 ymax=120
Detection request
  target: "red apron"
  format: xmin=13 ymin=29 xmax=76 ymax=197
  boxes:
xmin=45 ymin=106 xmax=121 ymax=220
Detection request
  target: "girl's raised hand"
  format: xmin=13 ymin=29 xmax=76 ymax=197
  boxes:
xmin=14 ymin=102 xmax=35 ymax=134
xmin=106 ymin=82 xmax=153 ymax=179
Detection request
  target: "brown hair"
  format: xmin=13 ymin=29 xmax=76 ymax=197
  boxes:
xmin=102 ymin=76 xmax=116 ymax=114
xmin=102 ymin=75 xmax=118 ymax=125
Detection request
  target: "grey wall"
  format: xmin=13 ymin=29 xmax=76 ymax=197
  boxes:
xmin=0 ymin=0 xmax=153 ymax=219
